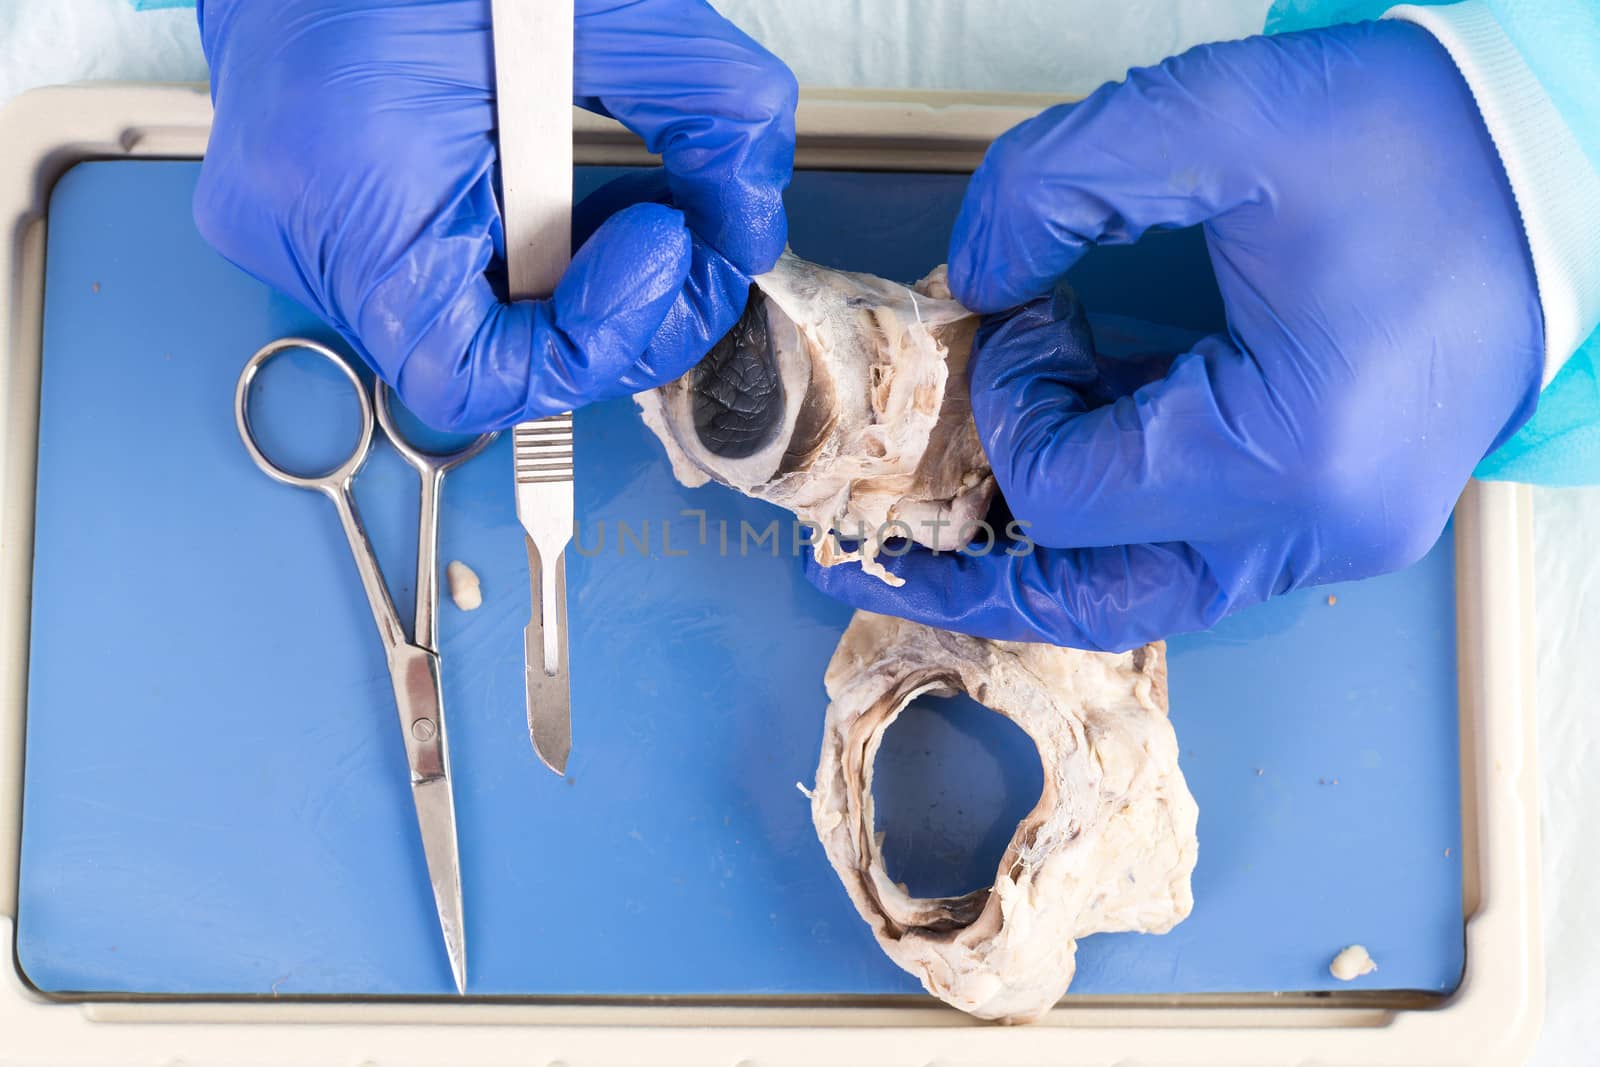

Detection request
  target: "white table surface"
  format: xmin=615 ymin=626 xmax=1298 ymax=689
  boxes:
xmin=2 ymin=2 xmax=1594 ymax=1064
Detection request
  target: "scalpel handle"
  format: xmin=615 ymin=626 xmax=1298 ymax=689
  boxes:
xmin=491 ymin=0 xmax=576 ymax=772
xmin=516 ymin=420 xmax=573 ymax=776
xmin=491 ymin=0 xmax=573 ymax=299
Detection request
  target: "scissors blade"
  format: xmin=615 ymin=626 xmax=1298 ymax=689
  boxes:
xmin=411 ymin=775 xmax=467 ymax=995
xmin=389 ymin=643 xmax=467 ymax=994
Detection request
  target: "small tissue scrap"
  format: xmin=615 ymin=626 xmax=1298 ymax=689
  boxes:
xmin=1330 ymin=944 xmax=1378 ymax=981
xmin=446 ymin=560 xmax=482 ymax=611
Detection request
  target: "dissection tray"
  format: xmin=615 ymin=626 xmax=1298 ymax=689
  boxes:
xmin=0 ymin=84 xmax=1541 ymax=1067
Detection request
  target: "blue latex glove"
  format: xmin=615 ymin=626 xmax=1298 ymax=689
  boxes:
xmin=807 ymin=20 xmax=1544 ymax=652
xmin=194 ymin=0 xmax=796 ymax=431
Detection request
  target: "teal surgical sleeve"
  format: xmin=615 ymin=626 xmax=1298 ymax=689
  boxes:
xmin=1270 ymin=0 xmax=1600 ymax=484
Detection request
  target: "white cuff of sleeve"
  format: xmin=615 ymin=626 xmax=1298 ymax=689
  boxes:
xmin=1387 ymin=0 xmax=1600 ymax=388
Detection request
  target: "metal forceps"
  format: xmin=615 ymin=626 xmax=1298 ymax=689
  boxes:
xmin=233 ymin=337 xmax=495 ymax=994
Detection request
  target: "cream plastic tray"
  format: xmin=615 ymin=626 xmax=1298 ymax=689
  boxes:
xmin=0 ymin=84 xmax=1542 ymax=1067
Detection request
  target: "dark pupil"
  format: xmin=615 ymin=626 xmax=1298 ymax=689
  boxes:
xmin=690 ymin=286 xmax=785 ymax=459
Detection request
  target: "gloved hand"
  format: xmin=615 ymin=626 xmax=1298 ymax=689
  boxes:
xmin=194 ymin=0 xmax=796 ymax=431
xmin=806 ymin=20 xmax=1544 ymax=652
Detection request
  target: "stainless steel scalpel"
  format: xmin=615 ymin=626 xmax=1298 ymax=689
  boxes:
xmin=490 ymin=0 xmax=575 ymax=774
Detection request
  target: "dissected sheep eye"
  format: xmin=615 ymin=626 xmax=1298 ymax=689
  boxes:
xmin=809 ymin=612 xmax=1197 ymax=1023
xmin=691 ymin=287 xmax=784 ymax=459
xmin=634 ymin=252 xmax=996 ymax=584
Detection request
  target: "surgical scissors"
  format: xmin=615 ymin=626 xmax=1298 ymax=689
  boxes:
xmin=233 ymin=337 xmax=494 ymax=994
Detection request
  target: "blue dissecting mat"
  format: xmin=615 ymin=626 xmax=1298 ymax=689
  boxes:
xmin=16 ymin=161 xmax=1464 ymax=998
